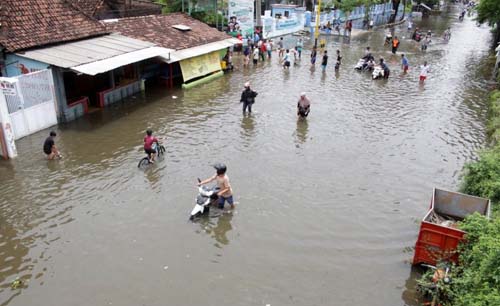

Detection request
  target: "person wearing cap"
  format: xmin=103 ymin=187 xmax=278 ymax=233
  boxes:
xmin=297 ymin=92 xmax=311 ymax=118
xmin=240 ymin=82 xmax=258 ymax=114
xmin=43 ymin=131 xmax=62 ymax=160
xmin=198 ymin=163 xmax=234 ymax=209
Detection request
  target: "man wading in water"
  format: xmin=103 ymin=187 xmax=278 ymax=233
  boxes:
xmin=43 ymin=131 xmax=62 ymax=160
xmin=240 ymin=82 xmax=258 ymax=114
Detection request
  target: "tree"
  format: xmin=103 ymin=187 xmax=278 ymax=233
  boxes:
xmin=388 ymin=0 xmax=400 ymax=23
xmin=476 ymin=0 xmax=500 ymax=47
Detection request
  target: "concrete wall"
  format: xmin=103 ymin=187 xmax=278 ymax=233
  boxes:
xmin=309 ymin=2 xmax=405 ymax=28
xmin=2 ymin=54 xmax=50 ymax=77
xmin=100 ymin=80 xmax=142 ymax=107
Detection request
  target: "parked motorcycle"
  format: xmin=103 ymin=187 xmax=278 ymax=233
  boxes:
xmin=372 ymin=65 xmax=385 ymax=80
xmin=354 ymin=59 xmax=375 ymax=71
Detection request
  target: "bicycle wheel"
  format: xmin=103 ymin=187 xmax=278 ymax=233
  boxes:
xmin=158 ymin=145 xmax=166 ymax=157
xmin=138 ymin=157 xmax=150 ymax=168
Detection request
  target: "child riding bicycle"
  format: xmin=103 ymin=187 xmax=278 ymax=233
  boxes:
xmin=144 ymin=129 xmax=159 ymax=163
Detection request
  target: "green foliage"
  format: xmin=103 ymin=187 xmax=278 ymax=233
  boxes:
xmin=461 ymin=147 xmax=500 ymax=208
xmin=476 ymin=0 xmax=500 ymax=27
xmin=158 ymin=0 xmax=182 ymax=14
xmin=460 ymin=91 xmax=500 ymax=210
xmin=488 ymin=91 xmax=500 ymax=144
xmin=191 ymin=11 xmax=227 ymax=27
xmin=449 ymin=214 xmax=500 ymax=306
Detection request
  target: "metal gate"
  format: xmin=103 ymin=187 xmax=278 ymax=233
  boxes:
xmin=0 ymin=69 xmax=58 ymax=140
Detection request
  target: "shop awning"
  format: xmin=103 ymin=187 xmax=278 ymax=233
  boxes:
xmin=161 ymin=38 xmax=241 ymax=63
xmin=15 ymin=34 xmax=173 ymax=75
xmin=71 ymin=46 xmax=172 ymax=75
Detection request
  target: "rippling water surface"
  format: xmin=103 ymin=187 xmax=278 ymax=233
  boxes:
xmin=0 ymin=7 xmax=494 ymax=306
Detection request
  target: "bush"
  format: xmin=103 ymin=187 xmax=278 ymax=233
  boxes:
xmin=191 ymin=11 xmax=227 ymax=27
xmin=487 ymin=91 xmax=500 ymax=144
xmin=461 ymin=147 xmax=500 ymax=210
xmin=448 ymin=214 xmax=500 ymax=306
xmin=460 ymin=90 xmax=500 ymax=211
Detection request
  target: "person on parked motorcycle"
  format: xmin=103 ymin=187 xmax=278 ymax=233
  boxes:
xmin=297 ymin=92 xmax=311 ymax=118
xmin=143 ymin=129 xmax=159 ymax=163
xmin=380 ymin=58 xmax=390 ymax=79
xmin=362 ymin=47 xmax=374 ymax=62
xmin=366 ymin=58 xmax=375 ymax=71
xmin=198 ymin=163 xmax=234 ymax=209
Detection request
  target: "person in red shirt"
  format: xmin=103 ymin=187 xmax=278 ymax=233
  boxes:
xmin=143 ymin=129 xmax=159 ymax=163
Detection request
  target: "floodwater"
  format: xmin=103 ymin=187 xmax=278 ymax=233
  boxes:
xmin=0 ymin=7 xmax=494 ymax=306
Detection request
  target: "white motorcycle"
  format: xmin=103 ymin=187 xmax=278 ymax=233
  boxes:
xmin=190 ymin=179 xmax=220 ymax=220
xmin=372 ymin=65 xmax=385 ymax=79
xmin=354 ymin=59 xmax=365 ymax=70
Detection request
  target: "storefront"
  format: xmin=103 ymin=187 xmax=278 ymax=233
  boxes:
xmin=11 ymin=34 xmax=172 ymax=122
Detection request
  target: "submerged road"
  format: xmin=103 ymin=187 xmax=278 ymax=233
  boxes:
xmin=0 ymin=8 xmax=494 ymax=306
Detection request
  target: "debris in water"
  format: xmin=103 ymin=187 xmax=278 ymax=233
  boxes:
xmin=11 ymin=277 xmax=22 ymax=289
xmin=172 ymin=96 xmax=178 ymax=99
xmin=163 ymin=266 xmax=169 ymax=270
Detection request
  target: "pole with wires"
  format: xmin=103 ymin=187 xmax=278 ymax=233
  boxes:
xmin=314 ymin=0 xmax=321 ymax=48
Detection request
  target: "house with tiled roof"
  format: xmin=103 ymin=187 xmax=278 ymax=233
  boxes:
xmin=104 ymin=13 xmax=239 ymax=88
xmin=0 ymin=0 xmax=237 ymax=128
xmin=0 ymin=0 xmax=173 ymax=123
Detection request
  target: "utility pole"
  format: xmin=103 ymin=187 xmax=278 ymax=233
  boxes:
xmin=256 ymin=0 xmax=262 ymax=28
xmin=314 ymin=0 xmax=321 ymax=48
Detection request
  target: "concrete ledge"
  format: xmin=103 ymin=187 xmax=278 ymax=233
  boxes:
xmin=182 ymin=71 xmax=224 ymax=89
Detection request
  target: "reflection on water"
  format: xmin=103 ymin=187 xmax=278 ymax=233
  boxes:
xmin=240 ymin=114 xmax=256 ymax=140
xmin=0 ymin=7 xmax=494 ymax=306
xmin=402 ymin=266 xmax=425 ymax=306
xmin=295 ymin=118 xmax=309 ymax=145
xmin=197 ymin=211 xmax=234 ymax=248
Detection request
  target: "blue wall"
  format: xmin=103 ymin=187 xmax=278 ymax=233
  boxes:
xmin=311 ymin=3 xmax=405 ymax=29
xmin=2 ymin=54 xmax=49 ymax=77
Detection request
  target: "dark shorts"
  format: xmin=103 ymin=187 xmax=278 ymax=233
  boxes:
xmin=218 ymin=195 xmax=234 ymax=209
xmin=43 ymin=148 xmax=52 ymax=155
xmin=144 ymin=148 xmax=156 ymax=155
xmin=284 ymin=61 xmax=290 ymax=67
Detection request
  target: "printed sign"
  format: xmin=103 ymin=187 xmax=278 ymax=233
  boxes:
xmin=0 ymin=81 xmax=17 ymax=96
xmin=276 ymin=18 xmax=300 ymax=30
xmin=229 ymin=0 xmax=254 ymax=37
xmin=179 ymin=51 xmax=222 ymax=82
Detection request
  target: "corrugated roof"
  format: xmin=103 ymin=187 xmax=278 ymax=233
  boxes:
xmin=72 ymin=46 xmax=173 ymax=75
xmin=15 ymin=34 xmax=157 ymax=68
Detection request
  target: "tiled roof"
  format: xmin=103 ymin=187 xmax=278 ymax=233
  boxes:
xmin=73 ymin=0 xmax=162 ymax=19
xmin=0 ymin=0 xmax=108 ymax=52
xmin=73 ymin=0 xmax=106 ymax=16
xmin=105 ymin=13 xmax=231 ymax=51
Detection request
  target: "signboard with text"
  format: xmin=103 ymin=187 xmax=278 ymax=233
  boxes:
xmin=229 ymin=0 xmax=254 ymax=37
